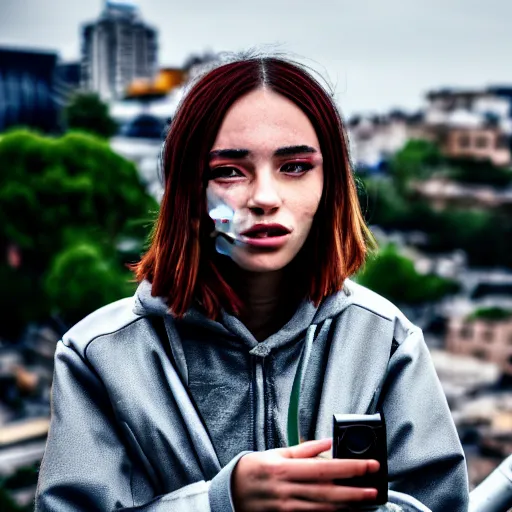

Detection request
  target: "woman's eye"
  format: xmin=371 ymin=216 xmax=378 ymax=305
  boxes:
xmin=280 ymin=162 xmax=314 ymax=174
xmin=208 ymin=167 xmax=244 ymax=180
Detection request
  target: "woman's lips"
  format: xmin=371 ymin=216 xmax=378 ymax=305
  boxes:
xmin=240 ymin=223 xmax=291 ymax=237
xmin=240 ymin=233 xmax=291 ymax=248
xmin=239 ymin=223 xmax=292 ymax=248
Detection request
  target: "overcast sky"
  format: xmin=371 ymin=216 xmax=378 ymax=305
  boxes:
xmin=1 ymin=0 xmax=512 ymax=116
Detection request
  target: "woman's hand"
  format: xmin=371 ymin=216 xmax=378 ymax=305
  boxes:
xmin=231 ymin=438 xmax=379 ymax=511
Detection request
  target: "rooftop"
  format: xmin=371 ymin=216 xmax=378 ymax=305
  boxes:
xmin=106 ymin=0 xmax=138 ymax=10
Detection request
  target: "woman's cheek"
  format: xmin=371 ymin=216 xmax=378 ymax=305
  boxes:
xmin=216 ymin=185 xmax=248 ymax=211
xmin=292 ymin=196 xmax=322 ymax=222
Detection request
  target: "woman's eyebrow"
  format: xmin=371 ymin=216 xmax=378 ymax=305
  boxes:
xmin=209 ymin=149 xmax=250 ymax=160
xmin=208 ymin=145 xmax=318 ymax=161
xmin=274 ymin=145 xmax=317 ymax=157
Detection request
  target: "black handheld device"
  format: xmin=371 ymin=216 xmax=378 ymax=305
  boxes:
xmin=332 ymin=412 xmax=388 ymax=505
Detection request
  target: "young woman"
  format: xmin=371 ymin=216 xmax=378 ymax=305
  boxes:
xmin=35 ymin=56 xmax=469 ymax=511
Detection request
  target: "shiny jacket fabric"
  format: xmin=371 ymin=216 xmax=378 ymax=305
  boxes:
xmin=35 ymin=280 xmax=469 ymax=511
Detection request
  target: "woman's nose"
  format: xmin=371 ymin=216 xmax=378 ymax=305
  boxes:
xmin=247 ymin=174 xmax=282 ymax=215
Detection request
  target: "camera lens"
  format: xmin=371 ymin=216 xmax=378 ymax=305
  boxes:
xmin=343 ymin=426 xmax=375 ymax=455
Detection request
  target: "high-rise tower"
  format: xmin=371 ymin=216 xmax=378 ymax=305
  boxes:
xmin=81 ymin=1 xmax=158 ymax=101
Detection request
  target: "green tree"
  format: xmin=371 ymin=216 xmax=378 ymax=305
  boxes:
xmin=45 ymin=242 xmax=135 ymax=325
xmin=0 ymin=464 xmax=39 ymax=512
xmin=356 ymin=244 xmax=459 ymax=305
xmin=64 ymin=92 xmax=118 ymax=139
xmin=390 ymin=139 xmax=443 ymax=193
xmin=445 ymin=157 xmax=512 ymax=187
xmin=0 ymin=488 xmax=23 ymax=512
xmin=358 ymin=176 xmax=411 ymax=227
xmin=428 ymin=209 xmax=512 ymax=267
xmin=359 ymin=173 xmax=512 ymax=268
xmin=468 ymin=307 xmax=512 ymax=321
xmin=0 ymin=129 xmax=157 ymax=337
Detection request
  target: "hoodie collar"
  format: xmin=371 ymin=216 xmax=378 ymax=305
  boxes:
xmin=134 ymin=279 xmax=233 ymax=337
xmin=133 ymin=279 xmax=353 ymax=351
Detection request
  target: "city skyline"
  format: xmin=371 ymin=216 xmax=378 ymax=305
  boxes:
xmin=1 ymin=0 xmax=512 ymax=116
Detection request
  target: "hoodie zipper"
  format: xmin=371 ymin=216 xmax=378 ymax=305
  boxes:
xmin=263 ymin=356 xmax=276 ymax=450
xmin=250 ymin=344 xmax=271 ymax=452
xmin=253 ymin=356 xmax=266 ymax=451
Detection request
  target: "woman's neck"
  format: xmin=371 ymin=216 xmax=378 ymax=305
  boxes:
xmin=228 ymin=265 xmax=300 ymax=342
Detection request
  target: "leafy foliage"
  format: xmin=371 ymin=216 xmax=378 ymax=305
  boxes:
xmin=64 ymin=92 xmax=118 ymax=139
xmin=387 ymin=139 xmax=512 ymax=189
xmin=444 ymin=157 xmax=512 ymax=187
xmin=0 ymin=129 xmax=157 ymax=337
xmin=389 ymin=139 xmax=442 ymax=193
xmin=0 ymin=464 xmax=39 ymax=512
xmin=356 ymin=244 xmax=460 ymax=305
xmin=44 ymin=242 xmax=135 ymax=325
xmin=359 ymin=174 xmax=512 ymax=268
xmin=0 ymin=488 xmax=23 ymax=512
xmin=468 ymin=307 xmax=512 ymax=321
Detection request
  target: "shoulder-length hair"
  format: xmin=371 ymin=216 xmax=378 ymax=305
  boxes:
xmin=133 ymin=56 xmax=374 ymax=318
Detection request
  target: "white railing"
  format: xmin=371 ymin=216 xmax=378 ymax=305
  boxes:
xmin=469 ymin=455 xmax=512 ymax=512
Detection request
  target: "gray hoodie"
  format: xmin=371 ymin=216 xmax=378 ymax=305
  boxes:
xmin=35 ymin=279 xmax=469 ymax=511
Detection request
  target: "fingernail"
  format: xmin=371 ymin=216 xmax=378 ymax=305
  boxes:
xmin=368 ymin=460 xmax=380 ymax=473
xmin=364 ymin=489 xmax=378 ymax=499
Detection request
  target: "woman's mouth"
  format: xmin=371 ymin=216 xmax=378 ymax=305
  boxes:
xmin=239 ymin=224 xmax=291 ymax=248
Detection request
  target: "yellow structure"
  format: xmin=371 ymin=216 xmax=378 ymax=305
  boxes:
xmin=126 ymin=68 xmax=187 ymax=98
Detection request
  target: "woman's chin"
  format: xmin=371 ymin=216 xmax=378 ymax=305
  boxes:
xmin=231 ymin=250 xmax=294 ymax=273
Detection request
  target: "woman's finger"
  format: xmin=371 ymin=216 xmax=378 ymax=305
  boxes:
xmin=271 ymin=457 xmax=379 ymax=482
xmin=247 ymin=498 xmax=340 ymax=511
xmin=279 ymin=481 xmax=378 ymax=503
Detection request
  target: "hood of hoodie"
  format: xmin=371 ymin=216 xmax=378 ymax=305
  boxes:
xmin=133 ymin=278 xmax=353 ymax=351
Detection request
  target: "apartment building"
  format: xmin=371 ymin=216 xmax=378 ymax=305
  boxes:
xmin=425 ymin=88 xmax=512 ymax=167
xmin=81 ymin=0 xmax=158 ymax=101
xmin=446 ymin=316 xmax=512 ymax=376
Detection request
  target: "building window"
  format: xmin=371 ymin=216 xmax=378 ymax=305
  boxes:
xmin=460 ymin=325 xmax=473 ymax=339
xmin=475 ymin=136 xmax=488 ymax=149
xmin=473 ymin=349 xmax=486 ymax=360
xmin=482 ymin=330 xmax=494 ymax=343
xmin=458 ymin=134 xmax=470 ymax=149
xmin=496 ymin=135 xmax=509 ymax=150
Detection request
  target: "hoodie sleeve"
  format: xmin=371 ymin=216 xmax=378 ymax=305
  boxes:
xmin=35 ymin=341 xmax=246 ymax=512
xmin=379 ymin=327 xmax=469 ymax=512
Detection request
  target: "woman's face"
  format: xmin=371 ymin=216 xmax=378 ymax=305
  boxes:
xmin=207 ymin=88 xmax=324 ymax=273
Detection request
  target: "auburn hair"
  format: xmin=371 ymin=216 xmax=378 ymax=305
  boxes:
xmin=133 ymin=56 xmax=374 ymax=319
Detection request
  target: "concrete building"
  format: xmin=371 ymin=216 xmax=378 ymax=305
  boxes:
xmin=441 ymin=126 xmax=511 ymax=167
xmin=423 ymin=88 xmax=512 ymax=167
xmin=425 ymin=89 xmax=512 ymax=126
xmin=347 ymin=111 xmax=426 ymax=170
xmin=446 ymin=315 xmax=512 ymax=376
xmin=437 ymin=268 xmax=512 ymax=320
xmin=81 ymin=0 xmax=158 ymax=101
xmin=430 ymin=349 xmax=500 ymax=406
xmin=0 ymin=47 xmax=60 ymax=132
xmin=348 ymin=86 xmax=512 ymax=171
xmin=411 ymin=178 xmax=512 ymax=211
